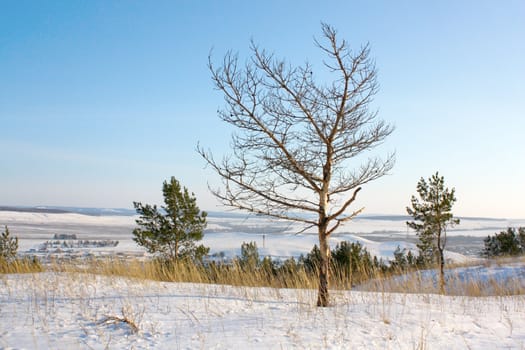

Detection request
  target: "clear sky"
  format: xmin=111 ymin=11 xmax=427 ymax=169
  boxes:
xmin=1 ymin=1 xmax=524 ymax=219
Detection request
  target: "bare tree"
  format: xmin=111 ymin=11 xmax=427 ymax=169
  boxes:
xmin=199 ymin=24 xmax=394 ymax=306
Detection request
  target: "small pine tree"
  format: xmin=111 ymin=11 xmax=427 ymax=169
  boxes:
xmin=133 ymin=177 xmax=209 ymax=263
xmin=240 ymin=241 xmax=260 ymax=270
xmin=0 ymin=226 xmax=18 ymax=262
xmin=407 ymin=172 xmax=459 ymax=294
xmin=392 ymin=246 xmax=408 ymax=269
xmin=299 ymin=245 xmax=321 ymax=273
xmin=482 ymin=227 xmax=525 ymax=257
xmin=406 ymin=250 xmax=416 ymax=266
xmin=260 ymin=256 xmax=277 ymax=275
xmin=332 ymin=241 xmax=372 ymax=275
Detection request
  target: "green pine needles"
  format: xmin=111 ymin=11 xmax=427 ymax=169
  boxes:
xmin=407 ymin=172 xmax=459 ymax=294
xmin=133 ymin=177 xmax=209 ymax=263
xmin=0 ymin=225 xmax=18 ymax=262
xmin=483 ymin=227 xmax=525 ymax=257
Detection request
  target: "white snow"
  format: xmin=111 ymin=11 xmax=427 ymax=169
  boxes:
xmin=0 ymin=272 xmax=524 ymax=349
xmin=0 ymin=211 xmax=136 ymax=226
xmin=2 ymin=210 xmax=524 ymax=264
xmin=1 ymin=210 xmax=525 ymax=348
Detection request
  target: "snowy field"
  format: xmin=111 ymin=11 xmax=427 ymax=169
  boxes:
xmin=1 ymin=209 xmax=525 ymax=349
xmin=2 ymin=209 xmax=524 ymax=263
xmin=1 ymin=272 xmax=525 ymax=349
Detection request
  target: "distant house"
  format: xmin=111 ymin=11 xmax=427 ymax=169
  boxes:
xmin=53 ymin=234 xmax=77 ymax=240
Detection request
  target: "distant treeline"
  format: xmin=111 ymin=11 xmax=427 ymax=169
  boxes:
xmin=0 ymin=206 xmax=71 ymax=214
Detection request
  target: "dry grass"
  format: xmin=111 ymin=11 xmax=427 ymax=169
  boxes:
xmin=359 ymin=258 xmax=525 ymax=297
xmin=98 ymin=305 xmax=140 ymax=334
xmin=52 ymin=258 xmax=320 ymax=290
xmin=0 ymin=257 xmax=43 ymax=274
xmin=3 ymin=255 xmax=524 ymax=298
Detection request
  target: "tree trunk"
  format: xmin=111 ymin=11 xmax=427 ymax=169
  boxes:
xmin=174 ymin=240 xmax=179 ymax=263
xmin=437 ymin=232 xmax=445 ymax=294
xmin=317 ymin=229 xmax=330 ymax=307
xmin=437 ymin=246 xmax=445 ymax=294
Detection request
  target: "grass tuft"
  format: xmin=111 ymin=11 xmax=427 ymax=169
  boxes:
xmin=0 ymin=256 xmax=43 ymax=274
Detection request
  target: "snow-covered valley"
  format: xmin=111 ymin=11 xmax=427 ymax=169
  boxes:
xmin=2 ymin=209 xmax=524 ymax=263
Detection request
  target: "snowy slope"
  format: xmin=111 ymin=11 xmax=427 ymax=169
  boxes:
xmin=0 ymin=273 xmax=524 ymax=349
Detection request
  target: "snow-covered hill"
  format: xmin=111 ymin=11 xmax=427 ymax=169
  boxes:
xmin=0 ymin=272 xmax=523 ymax=349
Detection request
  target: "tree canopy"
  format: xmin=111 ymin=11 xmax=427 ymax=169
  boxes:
xmin=0 ymin=226 xmax=18 ymax=262
xmin=133 ymin=177 xmax=209 ymax=263
xmin=407 ymin=172 xmax=459 ymax=293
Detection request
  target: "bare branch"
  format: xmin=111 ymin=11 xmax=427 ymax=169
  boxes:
xmin=203 ymin=24 xmax=393 ymax=229
xmin=328 ymin=187 xmax=362 ymax=222
xmin=202 ymin=25 xmax=394 ymax=306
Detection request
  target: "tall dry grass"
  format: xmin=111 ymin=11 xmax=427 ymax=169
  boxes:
xmin=3 ymin=254 xmax=524 ymax=298
xmin=52 ymin=257 xmax=320 ymax=290
xmin=358 ymin=258 xmax=525 ymax=297
xmin=0 ymin=257 xmax=43 ymax=274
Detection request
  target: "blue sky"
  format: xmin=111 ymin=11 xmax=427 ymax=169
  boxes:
xmin=1 ymin=1 xmax=524 ymax=218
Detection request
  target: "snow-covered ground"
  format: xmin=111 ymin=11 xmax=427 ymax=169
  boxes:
xmin=1 ymin=210 xmax=525 ymax=349
xmin=1 ymin=272 xmax=524 ymax=349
